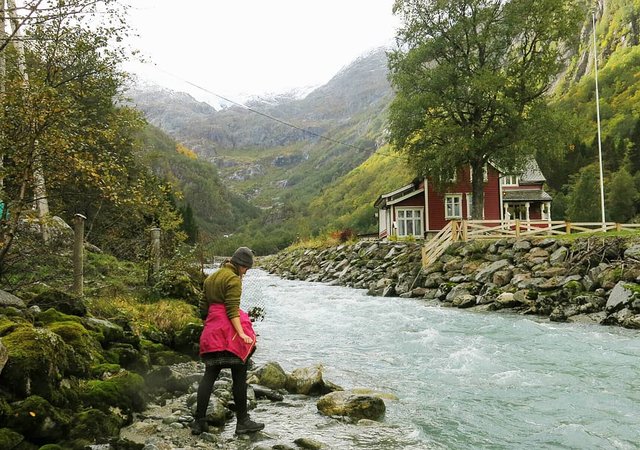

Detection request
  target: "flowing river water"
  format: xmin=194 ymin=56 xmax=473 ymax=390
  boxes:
xmin=240 ymin=269 xmax=640 ymax=449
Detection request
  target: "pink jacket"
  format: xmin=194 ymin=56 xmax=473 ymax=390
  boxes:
xmin=199 ymin=303 xmax=256 ymax=362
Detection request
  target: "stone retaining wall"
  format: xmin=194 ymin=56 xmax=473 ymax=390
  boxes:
xmin=260 ymin=236 xmax=640 ymax=329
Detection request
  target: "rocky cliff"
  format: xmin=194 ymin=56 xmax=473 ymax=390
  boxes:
xmin=260 ymin=235 xmax=640 ymax=329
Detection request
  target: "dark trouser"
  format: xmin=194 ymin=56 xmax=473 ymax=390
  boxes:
xmin=195 ymin=364 xmax=248 ymax=421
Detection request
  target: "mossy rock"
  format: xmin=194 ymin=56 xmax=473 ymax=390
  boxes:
xmin=29 ymin=289 xmax=87 ymax=317
xmin=6 ymin=395 xmax=71 ymax=443
xmin=36 ymin=308 xmax=82 ymax=326
xmin=0 ymin=316 xmax=28 ymax=337
xmin=38 ymin=445 xmax=64 ymax=450
xmin=0 ymin=427 xmax=23 ymax=450
xmin=81 ymin=317 xmax=125 ymax=345
xmin=0 ymin=306 xmax=26 ymax=319
xmin=104 ymin=343 xmax=149 ymax=373
xmin=46 ymin=321 xmax=104 ymax=377
xmin=68 ymin=408 xmax=123 ymax=441
xmin=0 ymin=325 xmax=69 ymax=399
xmin=174 ymin=322 xmax=203 ymax=356
xmin=90 ymin=363 xmax=122 ymax=378
xmin=79 ymin=371 xmax=147 ymax=413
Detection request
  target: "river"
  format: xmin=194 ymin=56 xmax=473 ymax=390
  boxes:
xmin=240 ymin=269 xmax=640 ymax=449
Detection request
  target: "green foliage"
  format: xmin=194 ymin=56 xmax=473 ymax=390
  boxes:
xmin=565 ymin=164 xmax=604 ymax=222
xmin=138 ymin=125 xmax=260 ymax=240
xmin=388 ymin=0 xmax=584 ymax=219
xmin=607 ymin=167 xmax=638 ymax=222
xmin=0 ymin=428 xmax=23 ymax=450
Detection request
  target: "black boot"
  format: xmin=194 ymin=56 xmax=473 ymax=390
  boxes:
xmin=191 ymin=417 xmax=209 ymax=435
xmin=235 ymin=415 xmax=264 ymax=434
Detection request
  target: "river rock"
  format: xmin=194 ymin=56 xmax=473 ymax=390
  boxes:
xmin=475 ymin=259 xmax=510 ymax=283
xmin=253 ymin=361 xmax=288 ymax=390
xmin=513 ymin=240 xmax=532 ymax=252
xmin=294 ymin=437 xmax=327 ymax=449
xmin=624 ymin=244 xmax=640 ymax=260
xmin=252 ymin=384 xmax=284 ymax=401
xmin=606 ymin=281 xmax=636 ymax=312
xmin=0 ymin=290 xmax=26 ymax=309
xmin=316 ymin=390 xmax=386 ymax=421
xmin=549 ymin=246 xmax=568 ymax=265
xmin=286 ymin=364 xmax=327 ymax=396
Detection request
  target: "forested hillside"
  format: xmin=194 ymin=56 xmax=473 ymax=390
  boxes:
xmin=543 ymin=0 xmax=640 ymax=222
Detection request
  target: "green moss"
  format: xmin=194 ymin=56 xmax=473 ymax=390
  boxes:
xmin=38 ymin=445 xmax=65 ymax=450
xmin=0 ymin=316 xmax=27 ymax=336
xmin=90 ymin=363 xmax=122 ymax=378
xmin=0 ymin=428 xmax=24 ymax=449
xmin=30 ymin=289 xmax=87 ymax=317
xmin=79 ymin=371 xmax=146 ymax=413
xmin=0 ymin=326 xmax=69 ymax=399
xmin=6 ymin=396 xmax=70 ymax=443
xmin=68 ymin=408 xmax=122 ymax=441
xmin=46 ymin=321 xmax=104 ymax=376
xmin=36 ymin=308 xmax=82 ymax=326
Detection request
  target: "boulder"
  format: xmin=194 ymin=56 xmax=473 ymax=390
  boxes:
xmin=29 ymin=289 xmax=87 ymax=317
xmin=253 ymin=361 xmax=288 ymax=390
xmin=5 ymin=395 xmax=71 ymax=443
xmin=0 ymin=290 xmax=26 ymax=309
xmin=606 ymin=281 xmax=636 ymax=312
xmin=316 ymin=390 xmax=386 ymax=421
xmin=549 ymin=246 xmax=569 ymax=265
xmin=475 ymin=259 xmax=510 ymax=283
xmin=286 ymin=364 xmax=327 ymax=396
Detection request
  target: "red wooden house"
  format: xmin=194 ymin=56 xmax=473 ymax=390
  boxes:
xmin=374 ymin=160 xmax=552 ymax=239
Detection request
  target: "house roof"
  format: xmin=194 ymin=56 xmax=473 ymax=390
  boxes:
xmin=503 ymin=189 xmax=552 ymax=202
xmin=374 ymin=178 xmax=421 ymax=208
xmin=515 ymin=158 xmax=546 ymax=184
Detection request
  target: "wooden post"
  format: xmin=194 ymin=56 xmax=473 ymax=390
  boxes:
xmin=615 ymin=223 xmax=621 ymax=232
xmin=148 ymin=227 xmax=161 ymax=285
xmin=72 ymin=214 xmax=86 ymax=297
xmin=461 ymin=220 xmax=468 ymax=242
xmin=451 ymin=221 xmax=459 ymax=242
xmin=515 ymin=219 xmax=521 ymax=238
xmin=565 ymin=221 xmax=572 ymax=234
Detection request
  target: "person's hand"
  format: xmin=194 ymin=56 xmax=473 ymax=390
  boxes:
xmin=239 ymin=333 xmax=253 ymax=344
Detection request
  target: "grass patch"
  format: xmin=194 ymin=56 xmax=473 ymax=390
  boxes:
xmin=86 ymin=296 xmax=199 ymax=336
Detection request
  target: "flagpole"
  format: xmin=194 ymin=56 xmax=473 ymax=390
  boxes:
xmin=593 ymin=12 xmax=606 ymax=232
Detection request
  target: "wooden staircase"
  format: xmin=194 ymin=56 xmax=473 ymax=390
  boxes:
xmin=421 ymin=221 xmax=458 ymax=268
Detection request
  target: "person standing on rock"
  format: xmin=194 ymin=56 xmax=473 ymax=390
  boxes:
xmin=191 ymin=246 xmax=265 ymax=435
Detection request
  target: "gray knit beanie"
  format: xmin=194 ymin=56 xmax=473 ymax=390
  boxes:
xmin=231 ymin=246 xmax=254 ymax=268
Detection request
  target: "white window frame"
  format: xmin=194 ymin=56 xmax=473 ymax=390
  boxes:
xmin=502 ymin=175 xmax=519 ymax=186
xmin=469 ymin=164 xmax=489 ymax=182
xmin=445 ymin=194 xmax=463 ymax=219
xmin=466 ymin=193 xmax=485 ymax=219
xmin=396 ymin=208 xmax=423 ymax=238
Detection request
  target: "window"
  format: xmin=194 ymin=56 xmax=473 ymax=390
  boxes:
xmin=466 ymin=193 xmax=485 ymax=219
xmin=397 ymin=208 xmax=423 ymax=237
xmin=469 ymin=164 xmax=489 ymax=182
xmin=502 ymin=175 xmax=519 ymax=186
xmin=445 ymin=195 xmax=462 ymax=219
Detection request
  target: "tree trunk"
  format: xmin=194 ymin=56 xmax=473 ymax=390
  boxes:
xmin=7 ymin=0 xmax=50 ymax=243
xmin=0 ymin=0 xmax=6 ymax=189
xmin=471 ymin=162 xmax=485 ymax=220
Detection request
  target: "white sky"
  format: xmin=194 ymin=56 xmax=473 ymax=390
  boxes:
xmin=124 ymin=0 xmax=399 ymax=103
